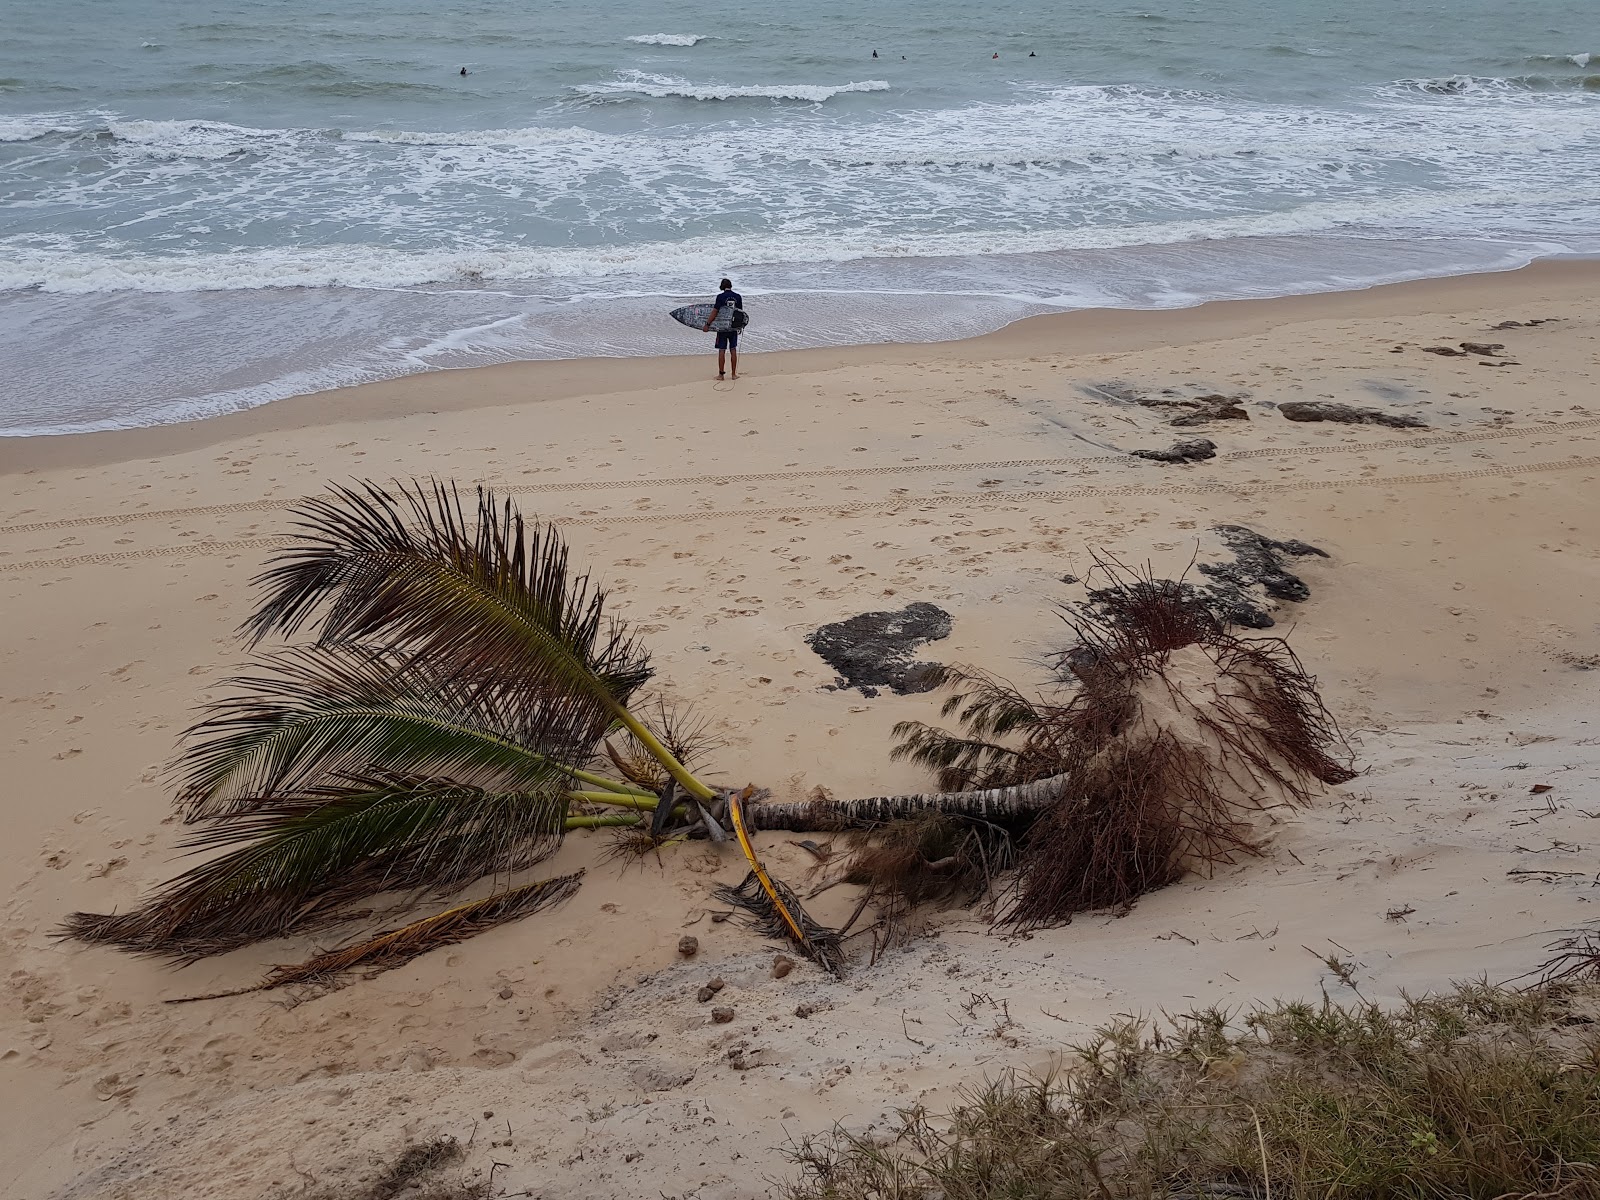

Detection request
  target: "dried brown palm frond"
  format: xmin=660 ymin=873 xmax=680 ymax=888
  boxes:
xmin=715 ymin=871 xmax=846 ymax=977
xmin=168 ymin=871 xmax=584 ymax=1003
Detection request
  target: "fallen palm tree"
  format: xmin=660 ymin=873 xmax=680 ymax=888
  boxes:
xmin=63 ymin=482 xmax=1351 ymax=983
xmin=782 ymin=565 xmax=1355 ymax=932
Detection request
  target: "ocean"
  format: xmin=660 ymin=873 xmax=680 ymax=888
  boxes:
xmin=2 ymin=0 xmax=1597 ymax=436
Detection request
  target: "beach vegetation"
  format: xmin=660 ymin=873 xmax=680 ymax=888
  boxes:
xmin=785 ymin=980 xmax=1600 ymax=1200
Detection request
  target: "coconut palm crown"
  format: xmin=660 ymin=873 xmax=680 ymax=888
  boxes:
xmin=66 ymin=480 xmax=715 ymax=961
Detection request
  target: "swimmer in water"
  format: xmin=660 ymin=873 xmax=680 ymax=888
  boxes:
xmin=459 ymin=66 xmax=468 ymax=75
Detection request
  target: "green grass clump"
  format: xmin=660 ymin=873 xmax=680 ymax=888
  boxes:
xmin=786 ymin=981 xmax=1600 ymax=1200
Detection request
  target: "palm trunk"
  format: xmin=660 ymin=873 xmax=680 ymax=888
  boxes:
xmin=741 ymin=772 xmax=1071 ymax=832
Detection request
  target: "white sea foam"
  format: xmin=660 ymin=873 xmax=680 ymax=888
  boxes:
xmin=577 ymin=70 xmax=891 ymax=103
xmin=625 ymin=34 xmax=710 ymax=46
xmin=0 ymin=114 xmax=85 ymax=141
xmin=340 ymin=125 xmax=600 ymax=147
xmin=106 ymin=118 xmax=299 ymax=158
xmin=6 ymin=185 xmax=1595 ymax=297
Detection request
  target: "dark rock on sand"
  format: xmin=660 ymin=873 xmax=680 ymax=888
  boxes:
xmin=1278 ymin=401 xmax=1425 ymax=429
xmin=1199 ymin=525 xmax=1329 ymax=605
xmin=808 ymin=601 xmax=952 ymax=696
xmin=1169 ymin=394 xmax=1250 ymax=427
xmin=1131 ymin=438 xmax=1217 ymax=463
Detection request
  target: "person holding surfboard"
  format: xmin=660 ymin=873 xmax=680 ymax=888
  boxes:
xmin=702 ymin=278 xmax=744 ymax=380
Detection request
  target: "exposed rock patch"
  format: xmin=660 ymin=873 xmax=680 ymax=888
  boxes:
xmin=1199 ymin=525 xmax=1330 ymax=606
xmin=1169 ymin=395 xmax=1250 ymax=427
xmin=1081 ymin=381 xmax=1251 ymax=427
xmin=1131 ymin=438 xmax=1217 ymax=464
xmin=808 ymin=602 xmax=952 ymax=697
xmin=1278 ymin=401 xmax=1426 ymax=429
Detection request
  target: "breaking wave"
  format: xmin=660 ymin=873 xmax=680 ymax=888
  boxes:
xmin=626 ymin=34 xmax=711 ymax=47
xmin=575 ymin=71 xmax=891 ymax=103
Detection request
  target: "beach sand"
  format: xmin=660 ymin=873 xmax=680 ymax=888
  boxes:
xmin=2 ymin=261 xmax=1597 ymax=1199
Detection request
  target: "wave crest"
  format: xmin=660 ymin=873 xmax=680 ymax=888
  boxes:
xmin=575 ymin=70 xmax=890 ymax=103
xmin=626 ymin=34 xmax=709 ymax=46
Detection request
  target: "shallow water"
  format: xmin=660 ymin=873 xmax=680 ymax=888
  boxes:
xmin=2 ymin=0 xmax=1597 ymax=434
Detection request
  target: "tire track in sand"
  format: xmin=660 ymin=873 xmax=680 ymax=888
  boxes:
xmin=1 ymin=416 xmax=1596 ymax=538
xmin=3 ymin=455 xmax=1594 ymax=574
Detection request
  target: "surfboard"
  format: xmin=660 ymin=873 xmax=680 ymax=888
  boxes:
xmin=670 ymin=302 xmax=737 ymax=333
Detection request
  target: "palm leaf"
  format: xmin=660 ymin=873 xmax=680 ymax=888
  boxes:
xmin=175 ymin=646 xmax=592 ymax=820
xmin=63 ymin=773 xmax=569 ymax=961
xmin=167 ymin=871 xmax=586 ymax=1002
xmin=241 ymin=479 xmax=650 ymax=725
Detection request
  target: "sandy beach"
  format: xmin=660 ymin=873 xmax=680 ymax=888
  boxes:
xmin=3 ymin=261 xmax=1599 ymax=1199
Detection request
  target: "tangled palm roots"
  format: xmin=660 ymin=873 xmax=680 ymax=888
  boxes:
xmin=893 ymin=569 xmax=1355 ymax=930
xmin=842 ymin=812 xmax=1016 ymax=927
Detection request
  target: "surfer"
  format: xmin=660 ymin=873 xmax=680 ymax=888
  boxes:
xmin=702 ymin=278 xmax=743 ymax=380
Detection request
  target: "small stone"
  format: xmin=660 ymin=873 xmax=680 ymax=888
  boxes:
xmin=772 ymin=956 xmax=796 ymax=979
xmin=483 ymin=1111 xmax=494 ymax=1119
xmin=697 ymin=986 xmax=717 ymax=1003
xmin=711 ymin=1007 xmax=735 ymax=1024
xmin=678 ymin=935 xmax=699 ymax=958
xmin=708 ymin=978 xmax=726 ymax=993
xmin=497 ymin=987 xmax=514 ymax=1000
xmin=795 ymin=1004 xmax=815 ymax=1019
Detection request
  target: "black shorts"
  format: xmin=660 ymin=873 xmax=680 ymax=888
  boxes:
xmin=715 ymin=331 xmax=739 ymax=350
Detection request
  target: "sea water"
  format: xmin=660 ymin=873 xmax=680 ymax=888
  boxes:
xmin=1 ymin=0 xmax=1597 ymax=435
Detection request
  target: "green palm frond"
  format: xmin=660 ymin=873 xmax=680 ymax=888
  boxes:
xmin=175 ymin=646 xmax=587 ymax=820
xmin=890 ymin=666 xmax=1047 ymax=791
xmin=242 ymin=479 xmax=651 ymax=721
xmin=64 ymin=773 xmax=570 ymax=961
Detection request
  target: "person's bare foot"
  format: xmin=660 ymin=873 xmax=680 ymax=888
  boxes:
xmin=730 ymin=372 xmax=738 ymax=380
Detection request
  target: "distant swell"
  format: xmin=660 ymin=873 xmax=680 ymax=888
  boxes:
xmin=576 ymin=71 xmax=891 ymax=103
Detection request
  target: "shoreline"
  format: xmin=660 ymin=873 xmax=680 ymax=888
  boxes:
xmin=5 ymin=255 xmax=1598 ymax=475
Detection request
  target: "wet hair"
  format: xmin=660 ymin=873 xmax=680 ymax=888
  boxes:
xmin=719 ymin=278 xmax=733 ymax=290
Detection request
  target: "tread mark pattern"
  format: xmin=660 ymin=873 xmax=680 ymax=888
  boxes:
xmin=2 ymin=456 xmax=1594 ymax=573
xmin=1 ymin=416 xmax=1596 ymax=538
